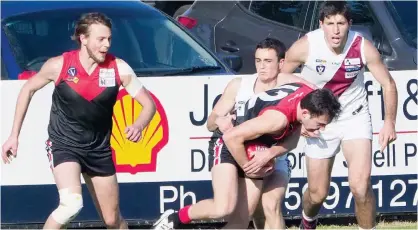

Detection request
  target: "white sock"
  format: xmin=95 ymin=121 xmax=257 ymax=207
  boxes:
xmin=302 ymin=210 xmax=317 ymax=222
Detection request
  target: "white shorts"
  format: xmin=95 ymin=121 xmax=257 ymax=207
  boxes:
xmin=274 ymin=155 xmax=292 ymax=181
xmin=304 ymin=108 xmax=373 ymax=159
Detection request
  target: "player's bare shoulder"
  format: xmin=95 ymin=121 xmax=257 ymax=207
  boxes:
xmin=115 ymin=58 xmax=131 ymax=74
xmin=288 ymin=35 xmax=309 ymax=62
xmin=115 ymin=58 xmax=137 ymax=84
xmin=39 ymin=55 xmax=64 ymax=82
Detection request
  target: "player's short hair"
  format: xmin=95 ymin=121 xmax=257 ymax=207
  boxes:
xmin=300 ymin=88 xmax=341 ymax=121
xmin=255 ymin=38 xmax=287 ymax=60
xmin=319 ymin=1 xmax=351 ymax=22
xmin=71 ymin=12 xmax=112 ymax=45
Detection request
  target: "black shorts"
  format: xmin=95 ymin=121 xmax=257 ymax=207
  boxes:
xmin=208 ymin=137 xmax=261 ymax=179
xmin=45 ymin=139 xmax=116 ymax=177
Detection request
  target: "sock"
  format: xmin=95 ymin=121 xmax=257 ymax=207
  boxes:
xmin=178 ymin=205 xmax=192 ymax=224
xmin=302 ymin=210 xmax=317 ymax=222
xmin=359 ymin=226 xmax=376 ymax=230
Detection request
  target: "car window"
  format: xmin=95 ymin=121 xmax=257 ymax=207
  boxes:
xmin=385 ymin=1 xmax=417 ymax=48
xmin=1 ymin=58 xmax=8 ymax=80
xmin=2 ymin=7 xmax=222 ymax=76
xmin=249 ymin=1 xmax=310 ymax=30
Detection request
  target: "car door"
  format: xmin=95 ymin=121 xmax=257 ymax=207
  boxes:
xmin=214 ymin=1 xmax=313 ymax=74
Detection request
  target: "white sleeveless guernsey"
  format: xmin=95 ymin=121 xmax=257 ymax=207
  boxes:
xmin=301 ymin=28 xmax=373 ymax=159
xmin=234 ymin=74 xmax=258 ymax=116
xmin=301 ymin=28 xmax=369 ymax=120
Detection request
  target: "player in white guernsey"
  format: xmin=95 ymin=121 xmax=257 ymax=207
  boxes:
xmin=281 ymin=2 xmax=398 ymax=229
xmin=153 ymin=39 xmax=309 ymax=230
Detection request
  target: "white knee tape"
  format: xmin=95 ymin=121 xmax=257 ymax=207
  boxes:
xmin=51 ymin=188 xmax=83 ymax=224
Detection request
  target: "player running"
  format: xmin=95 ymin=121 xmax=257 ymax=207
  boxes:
xmin=280 ymin=1 xmax=398 ymax=229
xmin=2 ymin=12 xmax=156 ymax=229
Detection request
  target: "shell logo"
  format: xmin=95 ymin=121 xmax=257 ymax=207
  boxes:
xmin=111 ymin=89 xmax=169 ymax=174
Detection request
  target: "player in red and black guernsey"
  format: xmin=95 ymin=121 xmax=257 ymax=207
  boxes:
xmin=152 ymin=83 xmax=341 ymax=230
xmin=280 ymin=1 xmax=398 ymax=229
xmin=1 ymin=13 xmax=156 ymax=229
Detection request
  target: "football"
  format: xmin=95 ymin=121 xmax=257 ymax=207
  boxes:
xmin=244 ymin=141 xmax=275 ymax=169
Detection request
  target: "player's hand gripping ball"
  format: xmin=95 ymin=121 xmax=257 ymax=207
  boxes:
xmin=244 ymin=141 xmax=275 ymax=173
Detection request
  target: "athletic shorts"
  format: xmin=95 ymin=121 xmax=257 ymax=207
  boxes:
xmin=304 ymin=105 xmax=373 ymax=159
xmin=274 ymin=155 xmax=292 ymax=181
xmin=45 ymin=139 xmax=116 ymax=176
xmin=208 ymin=137 xmax=291 ymax=179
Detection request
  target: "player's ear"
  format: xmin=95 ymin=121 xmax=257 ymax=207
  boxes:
xmin=278 ymin=58 xmax=285 ymax=70
xmin=302 ymin=109 xmax=311 ymax=120
xmin=80 ymin=34 xmax=88 ymax=46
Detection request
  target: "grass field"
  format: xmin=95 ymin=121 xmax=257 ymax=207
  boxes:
xmin=287 ymin=220 xmax=417 ymax=229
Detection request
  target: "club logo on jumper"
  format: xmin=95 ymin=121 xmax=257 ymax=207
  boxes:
xmin=344 ymin=58 xmax=360 ymax=66
xmin=111 ymin=89 xmax=169 ymax=174
xmin=316 ymin=64 xmax=325 ymax=75
xmin=66 ymin=67 xmax=79 ymax=83
xmin=315 ymin=59 xmax=326 ymax=64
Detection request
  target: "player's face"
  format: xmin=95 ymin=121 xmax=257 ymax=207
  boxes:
xmin=320 ymin=14 xmax=351 ymax=51
xmin=255 ymin=48 xmax=283 ymax=81
xmin=81 ymin=23 xmax=111 ymax=63
xmin=301 ymin=111 xmax=330 ymax=134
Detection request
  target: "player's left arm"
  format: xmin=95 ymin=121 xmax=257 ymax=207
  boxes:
xmin=222 ymin=110 xmax=288 ymax=168
xmin=117 ymin=59 xmax=156 ymax=142
xmin=363 ymin=39 xmax=398 ymax=151
xmin=243 ymin=124 xmax=301 ymax=174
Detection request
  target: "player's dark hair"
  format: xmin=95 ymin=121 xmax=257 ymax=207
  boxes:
xmin=319 ymin=1 xmax=351 ymax=22
xmin=72 ymin=12 xmax=112 ymax=45
xmin=255 ymin=37 xmax=287 ymax=60
xmin=300 ymin=88 xmax=341 ymax=121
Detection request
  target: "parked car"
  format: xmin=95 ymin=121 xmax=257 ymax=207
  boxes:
xmin=1 ymin=1 xmax=242 ymax=80
xmin=142 ymin=0 xmax=195 ymax=19
xmin=178 ymin=0 xmax=417 ymax=74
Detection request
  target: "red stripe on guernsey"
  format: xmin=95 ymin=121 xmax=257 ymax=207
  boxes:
xmin=324 ymin=36 xmax=363 ymax=97
xmin=58 ymin=50 xmax=120 ymax=101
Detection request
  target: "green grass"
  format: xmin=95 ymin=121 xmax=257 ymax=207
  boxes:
xmin=287 ymin=220 xmax=417 ymax=229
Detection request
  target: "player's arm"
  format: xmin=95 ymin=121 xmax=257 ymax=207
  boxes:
xmin=118 ymin=59 xmax=156 ymax=131
xmin=10 ymin=56 xmax=61 ymax=138
xmin=242 ymin=124 xmax=301 ymax=174
xmin=276 ymin=73 xmax=318 ymax=89
xmin=222 ymin=110 xmax=288 ymax=168
xmin=207 ymin=77 xmax=241 ymax=132
xmin=281 ymin=36 xmax=309 ymax=74
xmin=363 ymin=39 xmax=398 ymax=151
xmin=269 ymin=124 xmax=302 ymax=157
xmin=276 ymin=37 xmax=316 ymax=88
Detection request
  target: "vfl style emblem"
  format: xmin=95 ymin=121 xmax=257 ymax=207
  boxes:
xmin=316 ymin=64 xmax=325 ymax=75
xmin=111 ymin=89 xmax=169 ymax=174
xmin=67 ymin=67 xmax=77 ymax=77
xmin=66 ymin=67 xmax=79 ymax=83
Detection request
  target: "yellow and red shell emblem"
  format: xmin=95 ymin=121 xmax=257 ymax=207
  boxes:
xmin=111 ymin=89 xmax=169 ymax=174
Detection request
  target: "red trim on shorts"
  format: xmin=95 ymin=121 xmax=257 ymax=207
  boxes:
xmin=45 ymin=140 xmax=54 ymax=170
xmin=213 ymin=138 xmax=223 ymax=165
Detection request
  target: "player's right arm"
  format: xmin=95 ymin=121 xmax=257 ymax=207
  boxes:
xmin=2 ymin=56 xmax=62 ymax=163
xmin=276 ymin=37 xmax=315 ymax=88
xmin=206 ymin=77 xmax=241 ymax=132
xmin=223 ymin=109 xmax=288 ymax=178
xmin=281 ymin=36 xmax=309 ymax=74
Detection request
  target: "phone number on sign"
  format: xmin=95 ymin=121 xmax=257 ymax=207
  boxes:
xmin=283 ymin=174 xmax=418 ymax=216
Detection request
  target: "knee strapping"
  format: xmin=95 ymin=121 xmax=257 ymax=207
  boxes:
xmin=51 ymin=188 xmax=83 ymax=224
